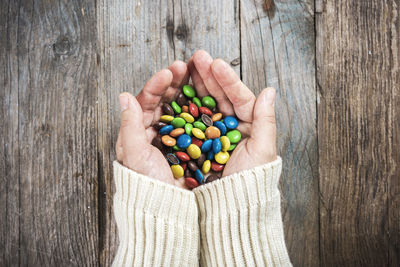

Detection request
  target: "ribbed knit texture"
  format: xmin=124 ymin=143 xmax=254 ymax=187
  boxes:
xmin=112 ymin=161 xmax=199 ymax=267
xmin=193 ymin=156 xmax=292 ymax=267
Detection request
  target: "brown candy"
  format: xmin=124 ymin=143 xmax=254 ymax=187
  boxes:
xmin=206 ymin=174 xmax=219 ymax=183
xmin=153 ymin=121 xmax=167 ymax=130
xmin=161 ymin=135 xmax=176 ymax=146
xmin=188 ymin=160 xmax=199 ymax=172
xmin=176 ymin=92 xmax=188 ymax=106
xmin=162 ymin=103 xmax=174 ymax=116
xmin=151 ymin=135 xmax=163 ymax=151
xmin=205 ymin=126 xmax=221 ymax=139
xmin=184 ymin=168 xmax=192 ymax=178
xmin=201 ymin=114 xmax=213 ymax=127
xmin=197 ymin=153 xmax=206 ymax=167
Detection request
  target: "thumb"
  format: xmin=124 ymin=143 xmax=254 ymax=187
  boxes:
xmin=248 ymin=87 xmax=277 ymax=161
xmin=119 ymin=92 xmax=149 ymax=168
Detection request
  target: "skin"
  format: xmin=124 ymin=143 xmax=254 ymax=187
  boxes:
xmin=116 ymin=50 xmax=277 ymax=189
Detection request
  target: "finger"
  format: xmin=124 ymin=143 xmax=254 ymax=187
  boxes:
xmin=119 ymin=92 xmax=150 ymax=168
xmin=211 ymin=59 xmax=256 ymax=122
xmin=163 ymin=61 xmax=190 ymax=101
xmin=115 ymin=129 xmax=123 ymax=162
xmin=247 ymin=88 xmax=277 ymax=161
xmin=192 ymin=50 xmax=234 ymax=115
xmin=188 ymin=57 xmax=209 ymax=97
xmin=136 ymin=69 xmax=173 ymax=127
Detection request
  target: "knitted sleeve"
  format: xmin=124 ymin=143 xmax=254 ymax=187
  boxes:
xmin=112 ymin=161 xmax=199 ymax=267
xmin=192 ymin=156 xmax=292 ymax=267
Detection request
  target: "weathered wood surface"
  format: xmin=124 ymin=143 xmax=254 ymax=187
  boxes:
xmin=241 ymin=1 xmax=318 ymax=266
xmin=316 ymin=0 xmax=400 ymax=266
xmin=1 ymin=0 xmax=399 ymax=266
xmin=1 ymin=0 xmax=98 ymax=266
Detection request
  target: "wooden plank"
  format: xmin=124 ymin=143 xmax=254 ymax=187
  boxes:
xmin=5 ymin=1 xmax=98 ymax=265
xmin=240 ymin=0 xmax=318 ymax=266
xmin=97 ymin=0 xmax=239 ymax=264
xmin=316 ymin=0 xmax=399 ymax=265
xmin=0 ymin=1 xmax=20 ymax=265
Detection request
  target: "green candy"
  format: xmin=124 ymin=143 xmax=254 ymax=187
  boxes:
xmin=193 ymin=121 xmax=206 ymax=132
xmin=183 ymin=85 xmax=196 ymax=98
xmin=192 ymin=97 xmax=202 ymax=107
xmin=173 ymin=145 xmax=181 ymax=151
xmin=201 ymin=96 xmax=216 ymax=109
xmin=226 ymin=129 xmax=242 ymax=143
xmin=185 ymin=123 xmax=193 ymax=136
xmin=171 ymin=101 xmax=181 ymax=114
xmin=228 ymin=143 xmax=237 ymax=151
xmin=171 ymin=117 xmax=186 ymax=128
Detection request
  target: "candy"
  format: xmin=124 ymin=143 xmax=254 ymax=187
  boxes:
xmin=162 ymin=135 xmax=176 ymax=146
xmin=211 ymin=162 xmax=224 ymax=172
xmin=170 ymin=128 xmax=185 ymax=137
xmin=173 ymin=145 xmax=181 ymax=151
xmin=192 ymin=97 xmax=202 ymax=107
xmin=193 ymin=121 xmax=207 ymax=131
xmin=189 ymin=102 xmax=199 ymax=117
xmin=176 ymin=92 xmax=188 ymax=106
xmin=180 ymin=162 xmax=187 ymax=171
xmin=167 ymin=153 xmax=180 ymax=165
xmin=224 ymin=116 xmax=238 ymax=129
xmin=202 ymin=160 xmax=211 ymax=174
xmin=160 ymin=115 xmax=174 ymax=123
xmin=188 ymin=161 xmax=199 ymax=172
xmin=152 ymin=135 xmax=163 ymax=151
xmin=201 ymin=139 xmax=213 ymax=152
xmin=176 ymin=151 xmax=190 ymax=161
xmin=153 ymin=121 xmax=167 ymax=130
xmin=180 ymin=112 xmax=195 ymax=123
xmin=176 ymin=134 xmax=191 ymax=149
xmin=171 ymin=164 xmax=184 ymax=178
xmin=197 ymin=153 xmax=206 ymax=167
xmin=185 ymin=123 xmax=193 ymax=136
xmin=205 ymin=126 xmax=221 ymax=139
xmin=201 ymin=96 xmax=216 ymax=109
xmin=195 ymin=169 xmax=204 ymax=183
xmin=212 ymin=138 xmax=222 ymax=154
xmin=162 ymin=103 xmax=174 ymax=116
xmin=214 ymin=121 xmax=227 ymax=135
xmin=171 ymin=117 xmax=186 ymax=128
xmin=211 ymin=113 xmax=222 ymax=122
xmin=182 ymin=105 xmax=189 ymax=113
xmin=226 ymin=129 xmax=242 ymax=143
xmin=220 ymin=136 xmax=231 ymax=152
xmin=201 ymin=114 xmax=213 ymax=127
xmin=187 ymin=144 xmax=201 ymax=159
xmin=199 ymin=106 xmax=212 ymax=116
xmin=183 ymin=85 xmax=196 ymax=98
xmin=185 ymin=177 xmax=199 ymax=189
xmin=191 ymin=137 xmax=203 ymax=148
xmin=205 ymin=174 xmax=219 ymax=183
xmin=215 ymin=151 xmax=230 ymax=164
xmin=159 ymin=125 xmax=174 ymax=135
xmin=192 ymin=128 xmax=205 ymax=139
xmin=207 ymin=150 xmax=214 ymax=161
xmin=184 ymin=169 xmax=192 ymax=178
xmin=228 ymin=144 xmax=237 ymax=151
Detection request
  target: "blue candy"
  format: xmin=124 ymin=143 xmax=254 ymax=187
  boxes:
xmin=195 ymin=169 xmax=204 ymax=183
xmin=201 ymin=139 xmax=213 ymax=152
xmin=176 ymin=134 xmax=191 ymax=149
xmin=214 ymin=121 xmax=227 ymax=135
xmin=212 ymin=138 xmax=222 ymax=154
xmin=207 ymin=150 xmax=214 ymax=161
xmin=159 ymin=125 xmax=174 ymax=135
xmin=224 ymin=116 xmax=238 ymax=129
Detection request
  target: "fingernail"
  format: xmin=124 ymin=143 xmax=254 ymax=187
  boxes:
xmin=265 ymin=88 xmax=276 ymax=106
xmin=119 ymin=93 xmax=129 ymax=111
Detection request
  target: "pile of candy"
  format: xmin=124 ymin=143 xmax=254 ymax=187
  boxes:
xmin=152 ymin=85 xmax=241 ymax=189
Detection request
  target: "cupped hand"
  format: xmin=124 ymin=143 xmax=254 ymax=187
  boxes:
xmin=115 ymin=61 xmax=189 ymax=189
xmin=189 ymin=50 xmax=277 ymax=177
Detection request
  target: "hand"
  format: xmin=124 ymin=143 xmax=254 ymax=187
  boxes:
xmin=115 ymin=61 xmax=189 ymax=189
xmin=189 ymin=50 xmax=277 ymax=177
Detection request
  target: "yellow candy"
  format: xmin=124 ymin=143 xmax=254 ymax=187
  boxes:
xmin=171 ymin=164 xmax=184 ymax=178
xmin=180 ymin=112 xmax=195 ymax=123
xmin=192 ymin=128 xmax=205 ymax=139
xmin=160 ymin=115 xmax=174 ymax=123
xmin=187 ymin=144 xmax=201 ymax=159
xmin=202 ymin=160 xmax=211 ymax=174
xmin=215 ymin=151 xmax=230 ymax=164
xmin=220 ymin=136 xmax=231 ymax=152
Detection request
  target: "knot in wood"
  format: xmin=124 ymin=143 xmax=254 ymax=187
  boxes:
xmin=53 ymin=36 xmax=72 ymax=56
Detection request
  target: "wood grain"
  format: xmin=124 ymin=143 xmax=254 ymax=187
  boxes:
xmin=97 ymin=0 xmax=240 ymax=264
xmin=1 ymin=0 xmax=98 ymax=265
xmin=240 ymin=0 xmax=318 ymax=266
xmin=316 ymin=0 xmax=399 ymax=266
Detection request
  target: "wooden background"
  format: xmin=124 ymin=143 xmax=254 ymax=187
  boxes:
xmin=1 ymin=0 xmax=398 ymax=266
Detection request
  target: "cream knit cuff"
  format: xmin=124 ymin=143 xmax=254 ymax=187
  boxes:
xmin=112 ymin=161 xmax=199 ymax=267
xmin=193 ymin=157 xmax=292 ymax=267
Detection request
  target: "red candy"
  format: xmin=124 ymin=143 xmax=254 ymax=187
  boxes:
xmin=180 ymin=162 xmax=187 ymax=171
xmin=185 ymin=177 xmax=199 ymax=189
xmin=189 ymin=102 xmax=199 ymax=117
xmin=176 ymin=151 xmax=190 ymax=162
xmin=211 ymin=162 xmax=225 ymax=172
xmin=191 ymin=137 xmax=203 ymax=148
xmin=199 ymin=107 xmax=212 ymax=116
